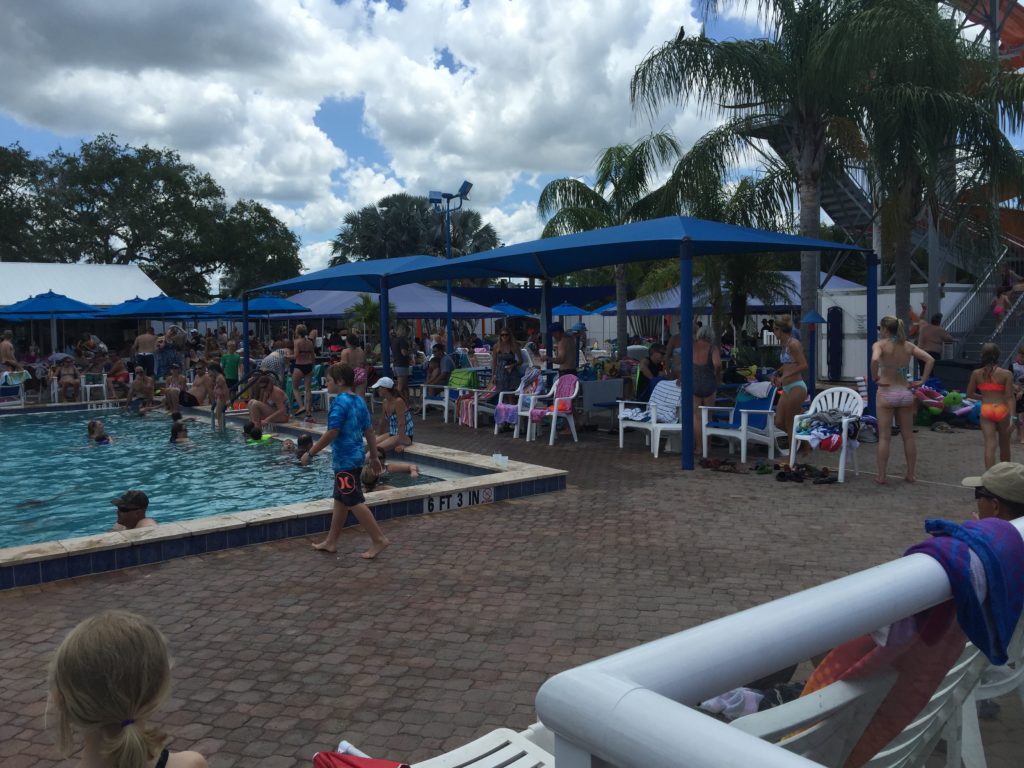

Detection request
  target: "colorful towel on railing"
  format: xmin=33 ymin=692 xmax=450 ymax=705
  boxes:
xmin=801 ymin=600 xmax=964 ymax=768
xmin=529 ymin=374 xmax=577 ymax=422
xmin=906 ymin=517 xmax=1024 ymax=665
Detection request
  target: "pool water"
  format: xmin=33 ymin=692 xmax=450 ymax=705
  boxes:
xmin=0 ymin=410 xmax=443 ymax=548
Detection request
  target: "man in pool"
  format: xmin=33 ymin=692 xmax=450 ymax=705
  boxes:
xmin=127 ymin=366 xmax=155 ymax=413
xmin=110 ymin=490 xmax=157 ymax=531
xmin=302 ymin=362 xmax=389 ymax=559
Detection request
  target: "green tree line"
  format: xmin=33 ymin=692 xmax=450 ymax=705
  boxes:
xmin=0 ymin=134 xmax=302 ymax=300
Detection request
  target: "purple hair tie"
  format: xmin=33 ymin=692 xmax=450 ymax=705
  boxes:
xmin=121 ymin=719 xmax=134 ymax=727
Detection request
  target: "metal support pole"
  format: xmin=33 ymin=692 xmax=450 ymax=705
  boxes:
xmin=867 ymin=251 xmax=879 ymax=416
xmin=807 ymin=324 xmax=817 ymax=401
xmin=242 ymin=293 xmax=251 ymax=378
xmin=680 ymin=241 xmax=694 ymax=470
xmin=445 ymin=205 xmax=455 ymax=354
xmin=379 ymin=277 xmax=391 ymax=377
xmin=446 ymin=279 xmax=454 ymax=355
xmin=542 ymin=280 xmax=553 ymax=368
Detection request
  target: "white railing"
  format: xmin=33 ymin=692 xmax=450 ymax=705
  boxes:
xmin=535 ymin=518 xmax=1024 ymax=768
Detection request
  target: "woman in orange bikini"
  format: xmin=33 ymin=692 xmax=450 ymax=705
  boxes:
xmin=871 ymin=316 xmax=934 ymax=484
xmin=966 ymin=342 xmax=1014 ymax=468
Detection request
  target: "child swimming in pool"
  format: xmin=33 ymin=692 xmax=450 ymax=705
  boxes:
xmin=169 ymin=421 xmax=190 ymax=444
xmin=360 ymin=448 xmax=419 ymax=491
xmin=86 ymin=419 xmax=113 ymax=445
xmin=967 ymin=342 xmax=1015 ymax=468
xmin=242 ymin=421 xmax=272 ymax=445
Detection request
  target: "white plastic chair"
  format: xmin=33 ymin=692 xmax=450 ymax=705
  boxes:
xmin=413 ymin=725 xmax=553 ymax=767
xmin=526 ymin=374 xmax=580 ymax=444
xmin=81 ymin=372 xmax=107 ymax=401
xmin=618 ymin=380 xmax=682 ymax=458
xmin=512 ymin=374 xmax=558 ymax=439
xmin=789 ymin=386 xmax=864 ymax=482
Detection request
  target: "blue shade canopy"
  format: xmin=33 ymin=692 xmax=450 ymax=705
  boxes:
xmin=600 ymin=272 xmax=864 ymax=316
xmin=196 ymin=298 xmax=242 ymax=316
xmin=592 ymin=301 xmax=617 ymax=314
xmin=423 ymin=216 xmax=869 ymax=281
xmin=102 ymin=296 xmax=147 ymax=315
xmin=276 ymin=284 xmax=504 ymax=319
xmin=257 ymin=255 xmax=498 ymax=294
xmin=0 ymin=290 xmax=99 ymax=318
xmin=550 ymin=301 xmax=589 ymax=316
xmin=103 ymin=294 xmax=201 ymax=318
xmin=245 ymin=296 xmax=309 ymax=315
xmin=490 ymin=301 xmax=533 ymax=317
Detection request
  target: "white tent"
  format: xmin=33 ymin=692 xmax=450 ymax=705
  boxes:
xmin=0 ymin=263 xmax=163 ymax=307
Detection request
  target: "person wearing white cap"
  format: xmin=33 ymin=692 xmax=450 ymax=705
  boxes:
xmin=962 ymin=462 xmax=1024 ymax=521
xmin=371 ymin=376 xmax=414 ymax=453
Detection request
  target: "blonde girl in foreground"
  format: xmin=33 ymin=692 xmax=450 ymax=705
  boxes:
xmin=49 ymin=611 xmax=206 ymax=768
xmin=871 ymin=315 xmax=934 ymax=484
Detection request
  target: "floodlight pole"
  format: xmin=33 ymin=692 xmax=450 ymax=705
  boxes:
xmin=680 ymin=239 xmax=695 ymax=471
xmin=431 ymin=182 xmax=472 ymax=354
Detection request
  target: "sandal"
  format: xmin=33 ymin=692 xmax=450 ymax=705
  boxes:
xmin=813 ymin=476 xmax=838 ymax=485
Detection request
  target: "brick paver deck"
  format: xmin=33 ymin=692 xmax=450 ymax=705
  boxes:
xmin=1 ymin=413 xmax=1021 ymax=767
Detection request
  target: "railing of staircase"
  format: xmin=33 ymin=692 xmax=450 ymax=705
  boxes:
xmin=986 ymin=284 xmax=1024 ymax=365
xmin=535 ymin=518 xmax=1024 ymax=768
xmin=942 ymin=244 xmax=1008 ymax=358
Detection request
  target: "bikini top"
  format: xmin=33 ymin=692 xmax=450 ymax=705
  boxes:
xmin=779 ymin=346 xmax=793 ymax=364
xmin=978 ymin=381 xmax=1007 ymax=393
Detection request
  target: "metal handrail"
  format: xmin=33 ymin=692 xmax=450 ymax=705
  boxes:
xmin=942 ymin=245 xmax=1008 ymax=358
xmin=536 ymin=518 xmax=1024 ymax=768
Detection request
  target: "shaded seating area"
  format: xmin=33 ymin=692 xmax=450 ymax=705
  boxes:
xmin=525 ymin=373 xmax=580 ymax=444
xmin=618 ymin=378 xmax=682 ymax=458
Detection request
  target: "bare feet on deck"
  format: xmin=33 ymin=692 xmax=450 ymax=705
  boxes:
xmin=874 ymin=477 xmax=887 ymax=485
xmin=312 ymin=540 xmax=337 ymax=553
xmin=360 ymin=538 xmax=391 ymax=559
xmin=904 ymin=475 xmax=916 ymax=483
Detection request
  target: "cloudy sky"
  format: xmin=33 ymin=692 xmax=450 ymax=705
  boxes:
xmin=0 ymin=0 xmax=757 ymax=272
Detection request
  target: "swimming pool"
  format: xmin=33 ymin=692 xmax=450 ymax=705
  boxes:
xmin=0 ymin=410 xmax=447 ymax=548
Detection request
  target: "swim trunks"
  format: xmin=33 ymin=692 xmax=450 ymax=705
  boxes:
xmin=293 ymin=363 xmax=314 ymax=375
xmin=178 ymin=391 xmax=199 ymax=407
xmin=878 ymin=386 xmax=915 ymax=408
xmin=333 ymin=468 xmax=365 ymax=507
xmin=354 ymin=367 xmax=368 ymax=385
xmin=981 ymin=403 xmax=1010 ymax=423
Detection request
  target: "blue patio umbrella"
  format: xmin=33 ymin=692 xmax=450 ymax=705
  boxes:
xmin=490 ymin=301 xmax=532 ymax=317
xmin=103 ymin=294 xmax=199 ymax=318
xmin=1 ymin=290 xmax=99 ymax=317
xmin=550 ymin=301 xmax=589 ymax=316
xmin=0 ymin=290 xmax=100 ymax=353
xmin=195 ymin=298 xmax=242 ymax=317
xmin=244 ymin=296 xmax=309 ymax=315
xmin=592 ymin=301 xmax=617 ymax=314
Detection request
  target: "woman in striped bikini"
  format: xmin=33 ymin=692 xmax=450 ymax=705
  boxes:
xmin=871 ymin=315 xmax=934 ymax=484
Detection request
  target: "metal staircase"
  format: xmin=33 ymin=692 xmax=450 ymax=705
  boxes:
xmin=747 ymin=123 xmax=982 ymax=275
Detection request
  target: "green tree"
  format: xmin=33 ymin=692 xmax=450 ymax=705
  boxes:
xmin=631 ymin=1 xmax=861 ymax=327
xmin=0 ymin=143 xmax=47 ymax=262
xmin=218 ymin=200 xmax=303 ymax=296
xmin=38 ymin=134 xmax=228 ymax=297
xmin=537 ymin=132 xmax=681 ymax=356
xmin=330 ymin=193 xmax=500 ymax=266
xmin=639 ymin=132 xmax=796 ymax=332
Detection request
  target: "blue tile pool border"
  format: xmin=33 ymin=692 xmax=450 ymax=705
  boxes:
xmin=0 ymin=458 xmax=566 ymax=592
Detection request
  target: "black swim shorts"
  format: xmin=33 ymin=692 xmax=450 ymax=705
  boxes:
xmin=333 ymin=468 xmax=365 ymax=507
xmin=178 ymin=391 xmax=199 ymax=407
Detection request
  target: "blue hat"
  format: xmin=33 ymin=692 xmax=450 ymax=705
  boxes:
xmin=548 ymin=322 xmax=563 ymax=333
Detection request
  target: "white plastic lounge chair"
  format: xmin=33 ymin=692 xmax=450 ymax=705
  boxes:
xmin=618 ymin=379 xmax=682 ymax=458
xmin=413 ymin=725 xmax=554 ymax=768
xmin=512 ymin=374 xmax=558 ymax=439
xmin=789 ymin=386 xmax=864 ymax=482
xmin=700 ymin=384 xmax=782 ymax=464
xmin=0 ymin=381 xmax=25 ymax=408
xmin=732 ymin=622 xmax=1024 ymax=768
xmin=526 ymin=374 xmax=579 ymax=444
xmin=421 ymin=383 xmax=455 ymax=422
xmin=81 ymin=372 xmax=107 ymax=402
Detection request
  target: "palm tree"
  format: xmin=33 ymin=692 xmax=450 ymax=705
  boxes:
xmin=820 ymin=0 xmax=1024 ymax=326
xmin=639 ymin=139 xmax=796 ymax=334
xmin=631 ymin=0 xmax=862 ymax=326
xmin=538 ymin=131 xmax=681 ymax=356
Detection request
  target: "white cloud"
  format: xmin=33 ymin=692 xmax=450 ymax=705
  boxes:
xmin=299 ymin=240 xmax=335 ymax=273
xmin=0 ymin=0 xmax=718 ymax=250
